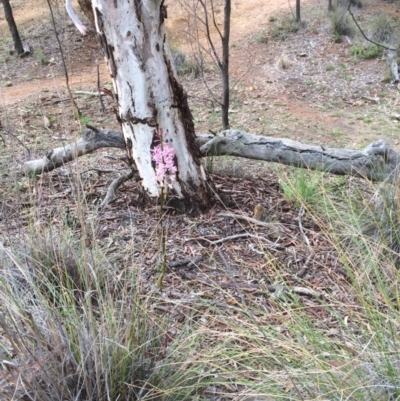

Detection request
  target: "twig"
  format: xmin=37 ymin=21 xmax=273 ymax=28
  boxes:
xmin=80 ymin=168 xmax=118 ymax=175
xmin=74 ymin=91 xmax=104 ymax=97
xmin=2 ymin=129 xmax=30 ymax=155
xmin=168 ymin=255 xmax=203 ymax=269
xmin=99 ymin=171 xmax=134 ymax=208
xmin=216 ymin=247 xmax=247 ymax=305
xmin=298 ymin=205 xmax=311 ymax=249
xmin=218 ymin=211 xmax=285 ymax=232
xmin=187 ymin=233 xmax=282 ymax=248
xmin=297 ymin=205 xmax=315 ymax=277
xmin=46 ymin=0 xmax=81 ymax=117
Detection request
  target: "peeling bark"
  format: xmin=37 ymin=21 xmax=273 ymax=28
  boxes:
xmin=88 ymin=0 xmax=212 ymax=211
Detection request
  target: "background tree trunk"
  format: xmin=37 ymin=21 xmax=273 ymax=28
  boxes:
xmin=88 ymin=1 xmax=212 ymax=210
xmin=1 ymin=0 xmax=24 ymax=55
xmin=222 ymin=0 xmax=231 ymax=129
xmin=296 ymin=0 xmax=301 ymax=22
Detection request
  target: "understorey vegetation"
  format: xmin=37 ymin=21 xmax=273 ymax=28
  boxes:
xmin=1 ymin=0 xmax=400 ymax=399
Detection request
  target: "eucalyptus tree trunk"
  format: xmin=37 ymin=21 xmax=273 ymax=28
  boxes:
xmin=87 ymin=1 xmax=212 ymax=210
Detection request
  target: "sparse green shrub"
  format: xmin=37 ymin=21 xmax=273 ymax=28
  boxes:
xmin=256 ymin=30 xmax=268 ymax=44
xmin=369 ymin=12 xmax=396 ymax=44
xmin=329 ymin=6 xmax=355 ymax=41
xmin=34 ymin=46 xmax=48 ymax=65
xmin=79 ymin=115 xmax=91 ymax=125
xmin=0 ymin=226 xmax=216 ymax=400
xmin=350 ymin=44 xmax=382 ymax=59
xmin=382 ymin=69 xmax=392 ymax=83
xmin=269 ymin=17 xmax=305 ymax=41
xmin=359 ymin=184 xmax=400 ymax=263
xmin=171 ymin=46 xmax=200 ymax=77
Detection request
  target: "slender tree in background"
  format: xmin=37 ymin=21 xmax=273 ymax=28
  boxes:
xmin=296 ymin=0 xmax=301 ymax=22
xmin=1 ymin=0 xmax=24 ymax=55
xmin=79 ymin=1 xmax=213 ymax=211
xmin=180 ymin=0 xmax=232 ymax=129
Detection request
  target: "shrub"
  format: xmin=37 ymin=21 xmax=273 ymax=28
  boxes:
xmin=269 ymin=17 xmax=305 ymax=41
xmin=329 ymin=6 xmax=355 ymax=40
xmin=256 ymin=30 xmax=268 ymax=44
xmin=171 ymin=47 xmax=200 ymax=77
xmin=350 ymin=44 xmax=382 ymax=59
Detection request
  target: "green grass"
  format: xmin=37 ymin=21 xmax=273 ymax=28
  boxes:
xmin=350 ymin=44 xmax=382 ymax=60
xmin=279 ymin=168 xmax=321 ymax=206
xmin=79 ymin=114 xmax=92 ymax=125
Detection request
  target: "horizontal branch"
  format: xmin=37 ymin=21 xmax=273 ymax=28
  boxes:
xmin=200 ymin=130 xmax=400 ymax=182
xmin=23 ymin=128 xmax=125 ymax=175
xmin=22 ymin=127 xmax=400 ymax=183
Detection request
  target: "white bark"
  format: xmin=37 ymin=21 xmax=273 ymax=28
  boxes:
xmin=91 ymin=0 xmax=208 ymax=202
xmin=22 ymin=128 xmax=124 ymax=175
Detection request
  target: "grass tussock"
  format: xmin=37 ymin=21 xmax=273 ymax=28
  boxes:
xmin=1 ymin=166 xmax=400 ymax=400
xmin=269 ymin=17 xmax=306 ymax=41
xmin=0 ymin=225 xmax=219 ymax=400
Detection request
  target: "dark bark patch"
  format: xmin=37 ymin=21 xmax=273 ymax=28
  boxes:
xmin=163 ymin=53 xmax=200 ymax=161
xmin=78 ymin=0 xmax=95 ymax=26
xmin=134 ymin=0 xmax=142 ymax=23
xmin=160 ymin=1 xmax=168 ymax=24
xmin=125 ymin=137 xmax=134 ymax=164
xmin=107 ymin=44 xmax=118 ymax=78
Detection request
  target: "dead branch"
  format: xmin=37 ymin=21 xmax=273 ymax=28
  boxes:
xmin=201 ymin=130 xmax=400 ymax=182
xmin=21 ymin=128 xmax=400 ymax=184
xmin=99 ymin=171 xmax=134 ymax=208
xmin=22 ymin=128 xmax=125 ymax=175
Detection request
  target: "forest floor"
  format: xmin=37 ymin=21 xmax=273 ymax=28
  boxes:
xmin=0 ymin=0 xmax=400 ymax=399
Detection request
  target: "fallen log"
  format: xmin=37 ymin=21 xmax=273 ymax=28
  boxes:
xmin=22 ymin=128 xmax=400 ymax=183
xmin=200 ymin=130 xmax=400 ymax=182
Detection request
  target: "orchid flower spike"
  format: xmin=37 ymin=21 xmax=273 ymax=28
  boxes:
xmin=151 ymin=129 xmax=177 ymax=189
